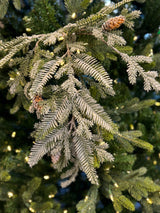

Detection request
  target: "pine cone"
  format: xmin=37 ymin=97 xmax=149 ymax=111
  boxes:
xmin=33 ymin=95 xmax=43 ymax=111
xmin=102 ymin=16 xmax=125 ymax=31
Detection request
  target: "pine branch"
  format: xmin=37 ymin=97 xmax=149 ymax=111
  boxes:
xmin=29 ymin=59 xmax=61 ymax=98
xmin=73 ymin=134 xmax=98 ymax=185
xmin=73 ymin=54 xmax=115 ymax=95
xmin=74 ymin=90 xmax=114 ymax=132
xmin=76 ymin=185 xmax=98 ymax=213
xmin=28 ymin=126 xmax=68 ymax=167
xmin=35 ymin=96 xmax=72 ymax=139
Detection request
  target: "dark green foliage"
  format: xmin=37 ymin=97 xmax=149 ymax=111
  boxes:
xmin=24 ymin=0 xmax=62 ymax=34
xmin=0 ymin=0 xmax=160 ymax=212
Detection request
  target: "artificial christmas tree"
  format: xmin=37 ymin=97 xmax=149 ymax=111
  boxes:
xmin=0 ymin=0 xmax=160 ymax=212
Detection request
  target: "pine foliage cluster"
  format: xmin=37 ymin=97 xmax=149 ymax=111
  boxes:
xmin=0 ymin=0 xmax=160 ymax=212
xmin=0 ymin=0 xmax=21 ymax=19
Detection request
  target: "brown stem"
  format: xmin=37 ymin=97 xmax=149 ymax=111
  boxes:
xmin=68 ymin=116 xmax=76 ymax=133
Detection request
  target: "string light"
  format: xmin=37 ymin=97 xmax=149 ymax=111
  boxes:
xmin=148 ymin=49 xmax=153 ymax=57
xmin=105 ymin=167 xmax=110 ymax=171
xmin=60 ymin=60 xmax=65 ymax=66
xmin=109 ymin=194 xmax=114 ymax=201
xmin=28 ymin=199 xmax=32 ymax=203
xmin=29 ymin=207 xmax=35 ymax=212
xmin=114 ymin=182 xmax=119 ymax=188
xmin=43 ymin=175 xmax=50 ymax=180
xmin=84 ymin=196 xmax=89 ymax=202
xmin=153 ymin=160 xmax=157 ymax=165
xmin=146 ymin=156 xmax=150 ymax=161
xmin=25 ymin=156 xmax=29 ymax=162
xmin=133 ymin=36 xmax=138 ymax=41
xmin=8 ymin=192 xmax=13 ymax=198
xmin=16 ymin=71 xmax=20 ymax=76
xmin=114 ymin=79 xmax=118 ymax=84
xmin=49 ymin=194 xmax=55 ymax=198
xmin=63 ymin=210 xmax=68 ymax=213
xmin=155 ymin=102 xmax=160 ymax=106
xmin=127 ymin=171 xmax=131 ymax=174
xmin=10 ymin=77 xmax=14 ymax=81
xmin=15 ymin=149 xmax=21 ymax=153
xmin=26 ymin=28 xmax=32 ymax=32
xmin=71 ymin=12 xmax=77 ymax=19
xmin=130 ymin=124 xmax=134 ymax=130
xmin=58 ymin=36 xmax=64 ymax=41
xmin=146 ymin=198 xmax=153 ymax=205
xmin=77 ymin=49 xmax=80 ymax=54
xmin=11 ymin=131 xmax=16 ymax=138
xmin=7 ymin=145 xmax=12 ymax=151
xmin=99 ymin=141 xmax=105 ymax=146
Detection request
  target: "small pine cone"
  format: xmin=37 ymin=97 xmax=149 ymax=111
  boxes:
xmin=33 ymin=95 xmax=43 ymax=111
xmin=102 ymin=15 xmax=125 ymax=31
xmin=51 ymin=152 xmax=61 ymax=164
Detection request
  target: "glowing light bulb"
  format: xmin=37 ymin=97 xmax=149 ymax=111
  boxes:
xmin=43 ymin=175 xmax=50 ymax=180
xmin=114 ymin=79 xmax=118 ymax=84
xmin=148 ymin=49 xmax=153 ymax=57
xmin=77 ymin=49 xmax=80 ymax=54
xmin=133 ymin=36 xmax=138 ymax=41
xmin=25 ymin=156 xmax=29 ymax=162
xmin=153 ymin=160 xmax=157 ymax=165
xmin=10 ymin=77 xmax=14 ymax=81
xmin=15 ymin=149 xmax=21 ymax=153
xmin=63 ymin=210 xmax=68 ymax=213
xmin=110 ymin=194 xmax=114 ymax=201
xmin=130 ymin=124 xmax=134 ymax=130
xmin=146 ymin=156 xmax=150 ymax=161
xmin=60 ymin=60 xmax=65 ymax=66
xmin=84 ymin=196 xmax=89 ymax=202
xmin=114 ymin=183 xmax=119 ymax=188
xmin=7 ymin=145 xmax=12 ymax=151
xmin=99 ymin=141 xmax=105 ymax=146
xmin=155 ymin=102 xmax=160 ymax=106
xmin=49 ymin=194 xmax=55 ymax=198
xmin=26 ymin=28 xmax=32 ymax=32
xmin=29 ymin=207 xmax=35 ymax=212
xmin=105 ymin=167 xmax=110 ymax=171
xmin=11 ymin=131 xmax=16 ymax=138
xmin=28 ymin=199 xmax=32 ymax=203
xmin=58 ymin=36 xmax=64 ymax=41
xmin=71 ymin=12 xmax=77 ymax=19
xmin=146 ymin=198 xmax=153 ymax=205
xmin=8 ymin=192 xmax=13 ymax=198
